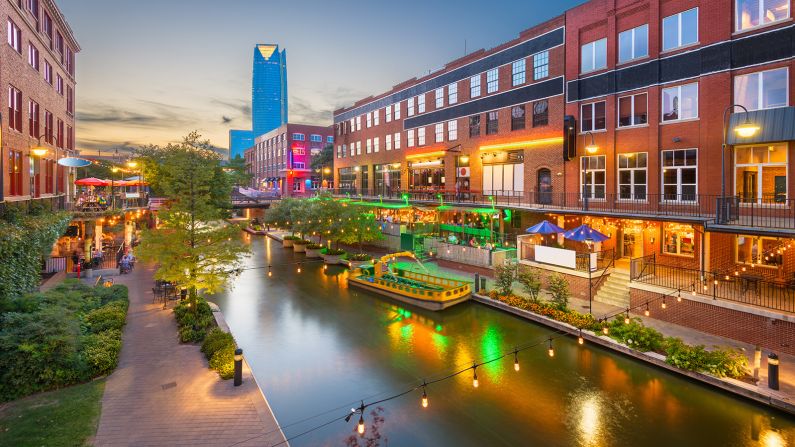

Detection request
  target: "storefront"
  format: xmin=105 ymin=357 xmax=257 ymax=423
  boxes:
xmin=375 ymin=163 xmax=401 ymax=195
xmin=409 ymin=160 xmax=445 ymax=191
xmin=338 ymin=167 xmax=357 ymax=195
xmin=480 ymin=150 xmax=524 ymax=197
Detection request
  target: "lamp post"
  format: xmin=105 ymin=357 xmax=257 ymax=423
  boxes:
xmin=582 ymin=131 xmax=599 ymax=211
xmin=323 ymin=166 xmax=331 ymax=190
xmin=720 ymin=104 xmax=760 ymax=222
xmin=111 ymin=167 xmax=120 ymax=209
xmin=585 ymin=236 xmax=594 ymax=314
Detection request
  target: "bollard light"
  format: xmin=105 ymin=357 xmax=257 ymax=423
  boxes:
xmin=234 ymin=348 xmax=243 ymax=387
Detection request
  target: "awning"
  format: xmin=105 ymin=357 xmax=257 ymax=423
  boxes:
xmin=75 ymin=177 xmax=109 ymax=186
xmin=727 ymin=106 xmax=795 ymax=145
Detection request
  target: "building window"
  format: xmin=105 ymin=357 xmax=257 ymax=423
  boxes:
xmin=532 ymin=100 xmax=548 ymax=127
xmin=734 ymin=67 xmax=788 ymax=111
xmin=618 ymin=24 xmax=648 ymax=63
xmin=292 ymin=133 xmax=305 ymax=141
xmin=394 ymin=102 xmax=401 ymax=119
xmin=486 ymin=111 xmax=498 ymax=134
xmin=735 ymin=144 xmax=787 ymax=204
xmin=417 ymin=94 xmax=425 ymax=113
xmin=581 ymin=38 xmax=607 ymax=73
xmin=386 ymin=105 xmax=392 ymax=122
xmin=482 ymin=152 xmax=524 ymax=195
xmin=435 ymin=123 xmax=444 ymax=143
xmin=356 ymin=116 xmax=361 ymax=130
xmin=373 ymin=137 xmax=379 ymax=152
xmin=448 ymin=120 xmax=457 ymax=140
xmin=533 ymin=51 xmax=549 ymax=80
xmin=486 ymin=68 xmax=499 ymax=93
xmin=8 ymin=150 xmax=22 ymax=195
xmin=386 ymin=134 xmax=392 ymax=151
xmin=327 ymin=136 xmax=334 ymax=143
xmin=44 ymin=60 xmax=52 ymax=85
xmin=736 ymin=0 xmax=789 ymax=31
xmin=448 ymin=83 xmax=458 ymax=104
xmin=356 ymin=141 xmax=361 ymax=155
xmin=581 ymin=101 xmax=606 ymax=132
xmin=469 ymin=115 xmax=481 ymax=137
xmin=418 ymin=127 xmax=426 ymax=145
xmin=618 ymin=152 xmax=647 ymax=200
xmin=28 ymin=99 xmax=39 ymax=137
xmin=435 ymin=88 xmax=444 ymax=108
xmin=663 ymin=224 xmax=695 ymax=257
xmin=8 ymin=86 xmax=22 ymax=132
xmin=350 ymin=143 xmax=355 ymax=157
xmin=736 ymin=235 xmax=781 ymax=266
xmin=662 ymin=83 xmax=698 ymax=121
xmin=310 ymin=134 xmax=322 ymax=142
xmin=366 ymin=112 xmax=372 ymax=128
xmin=581 ymin=155 xmax=606 ymax=199
xmin=28 ymin=43 xmax=39 ymax=71
xmin=662 ymin=8 xmax=698 ymax=51
xmin=618 ymin=93 xmax=648 ymax=127
xmin=394 ymin=132 xmax=401 ymax=149
xmin=470 ymin=75 xmax=481 ymax=98
xmin=511 ymin=105 xmax=525 ymax=131
xmin=512 ymin=60 xmax=526 ymax=86
xmin=56 ymin=74 xmax=63 ymax=95
xmin=662 ymin=148 xmax=698 ymax=201
xmin=366 ymin=139 xmax=372 ymax=154
xmin=408 ymin=97 xmax=415 ymax=116
xmin=56 ymin=119 xmax=63 ymax=148
xmin=408 ymin=129 xmax=415 ymax=147
xmin=44 ymin=110 xmax=53 ymax=143
xmin=374 ymin=110 xmax=379 ymax=125
xmin=7 ymin=19 xmax=21 ymax=53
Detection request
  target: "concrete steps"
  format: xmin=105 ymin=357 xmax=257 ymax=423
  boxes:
xmin=593 ymin=269 xmax=631 ymax=308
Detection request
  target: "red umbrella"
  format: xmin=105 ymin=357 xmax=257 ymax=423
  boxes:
xmin=74 ymin=177 xmax=110 ymax=186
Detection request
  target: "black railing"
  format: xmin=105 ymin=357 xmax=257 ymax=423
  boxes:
xmin=716 ymin=195 xmax=795 ymax=229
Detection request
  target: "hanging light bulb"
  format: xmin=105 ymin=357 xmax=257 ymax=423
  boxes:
xmin=624 ymin=311 xmax=630 ymax=324
xmin=421 ymin=387 xmax=428 ymax=408
xmin=357 ymin=414 xmax=365 ymax=436
xmin=472 ymin=365 xmax=479 ymax=388
xmin=268 ymin=266 xmax=272 ymax=277
xmin=513 ymin=351 xmax=520 ymax=372
xmin=644 ymin=303 xmax=650 ymax=317
xmin=602 ymin=325 xmax=609 ymax=335
xmin=578 ymin=329 xmax=584 ymax=345
xmin=297 ymin=263 xmax=302 ymax=273
xmin=661 ymin=297 xmax=667 ymax=309
xmin=548 ymin=339 xmax=555 ymax=357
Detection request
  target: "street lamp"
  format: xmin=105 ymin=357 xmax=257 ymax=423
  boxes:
xmin=582 ymin=131 xmax=598 ymax=210
xmin=720 ymin=104 xmax=760 ymax=221
xmin=111 ymin=167 xmax=120 ymax=209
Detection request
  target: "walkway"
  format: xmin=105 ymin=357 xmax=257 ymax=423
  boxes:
xmin=94 ymin=264 xmax=286 ymax=447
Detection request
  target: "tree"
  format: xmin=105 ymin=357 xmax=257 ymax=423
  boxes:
xmin=136 ymin=132 xmax=249 ymax=312
xmin=516 ymin=267 xmax=541 ymax=302
xmin=337 ymin=205 xmax=383 ymax=253
xmin=225 ymin=155 xmax=253 ymax=188
xmin=494 ymin=261 xmax=517 ymax=296
xmin=264 ymin=198 xmax=301 ymax=233
xmin=547 ymin=273 xmax=571 ymax=310
xmin=311 ymin=144 xmax=333 ymax=171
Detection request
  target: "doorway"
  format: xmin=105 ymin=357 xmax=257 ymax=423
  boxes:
xmin=537 ymin=168 xmax=552 ymax=204
xmin=621 ymin=227 xmax=642 ymax=259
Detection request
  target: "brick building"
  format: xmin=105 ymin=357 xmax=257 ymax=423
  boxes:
xmin=244 ymin=123 xmax=333 ymax=197
xmin=1 ymin=0 xmax=78 ymax=207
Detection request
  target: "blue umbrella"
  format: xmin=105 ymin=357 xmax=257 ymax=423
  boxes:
xmin=526 ymin=220 xmax=565 ymax=234
xmin=564 ymin=224 xmax=609 ymax=242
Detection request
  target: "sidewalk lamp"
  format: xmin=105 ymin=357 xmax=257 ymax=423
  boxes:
xmin=720 ymin=105 xmax=760 ymax=221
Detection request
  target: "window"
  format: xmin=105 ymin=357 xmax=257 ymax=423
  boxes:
xmin=482 ymin=155 xmax=525 ymax=195
xmin=292 ymin=133 xmax=305 ymax=141
xmin=662 ymin=8 xmax=698 ymax=51
xmin=374 ymin=110 xmax=379 ymax=125
xmin=42 ymin=11 xmax=52 ymax=47
xmin=408 ymin=129 xmax=415 ymax=147
xmin=386 ymin=105 xmax=392 ymax=122
xmin=67 ymin=125 xmax=73 ymax=150
xmin=408 ymin=97 xmax=415 ymax=116
xmin=735 ymin=144 xmax=787 ymax=204
xmin=28 ymin=99 xmax=39 ymax=137
xmin=435 ymin=88 xmax=444 ymax=108
xmin=662 ymin=83 xmax=698 ymax=121
xmin=581 ymin=101 xmax=606 ymax=132
xmin=618 ymin=93 xmax=648 ymax=127
xmin=736 ymin=0 xmax=789 ymax=31
xmin=469 ymin=115 xmax=481 ymax=137
xmin=448 ymin=120 xmax=457 ymax=140
xmin=512 ymin=60 xmax=526 ymax=86
xmin=310 ymin=134 xmax=322 ymax=142
xmin=57 ymin=119 xmax=63 ymax=148
xmin=486 ymin=68 xmax=499 ymax=93
xmin=511 ymin=105 xmax=525 ymax=131
xmin=394 ymin=132 xmax=401 ymax=149
xmin=581 ymin=38 xmax=607 ymax=73
xmin=618 ymin=24 xmax=648 ymax=63
xmin=618 ymin=152 xmax=648 ymax=200
xmin=532 ymin=100 xmax=548 ymax=127
xmin=417 ymin=94 xmax=425 ymax=113
xmin=581 ymin=155 xmax=606 ymax=199
xmin=356 ymin=141 xmax=361 ymax=155
xmin=66 ymin=85 xmax=73 ymax=114
xmin=662 ymin=149 xmax=698 ymax=201
xmin=44 ymin=60 xmax=52 ymax=85
xmin=327 ymin=136 xmax=334 ymax=143
xmin=28 ymin=43 xmax=39 ymax=71
xmin=7 ymin=20 xmax=21 ymax=53
xmin=734 ymin=67 xmax=788 ymax=111
xmin=486 ymin=111 xmax=498 ymax=134
xmin=7 ymin=86 xmax=22 ymax=132
xmin=470 ymin=75 xmax=481 ymax=98
xmin=448 ymin=83 xmax=458 ymax=104
xmin=435 ymin=123 xmax=444 ymax=142
xmin=373 ymin=137 xmax=379 ymax=152
xmin=56 ymin=74 xmax=63 ymax=95
xmin=8 ymin=150 xmax=22 ymax=196
xmin=394 ymin=102 xmax=401 ymax=119
xmin=356 ymin=116 xmax=361 ymax=130
xmin=663 ymin=224 xmax=695 ymax=257
xmin=533 ymin=51 xmax=549 ymax=80
xmin=366 ymin=112 xmax=372 ymax=128
xmin=350 ymin=143 xmax=355 ymax=157
xmin=366 ymin=139 xmax=372 ymax=154
xmin=386 ymin=134 xmax=392 ymax=151
xmin=736 ymin=235 xmax=781 ymax=266
xmin=44 ymin=110 xmax=53 ymax=143
xmin=418 ymin=127 xmax=426 ymax=145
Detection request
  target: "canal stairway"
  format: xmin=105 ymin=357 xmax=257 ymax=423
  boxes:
xmin=593 ymin=268 xmax=631 ymax=308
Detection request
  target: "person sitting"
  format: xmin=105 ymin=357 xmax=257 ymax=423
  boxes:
xmin=98 ymin=195 xmax=107 ymax=208
xmin=447 ymin=234 xmax=458 ymax=245
xmin=469 ymin=237 xmax=478 ymax=247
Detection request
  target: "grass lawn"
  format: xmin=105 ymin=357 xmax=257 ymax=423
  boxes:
xmin=0 ymin=379 xmax=105 ymax=447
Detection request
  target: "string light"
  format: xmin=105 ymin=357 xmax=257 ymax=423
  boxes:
xmin=661 ymin=297 xmax=667 ymax=309
xmin=602 ymin=324 xmax=609 ymax=335
xmin=547 ymin=338 xmax=554 ymax=357
xmin=268 ymin=266 xmax=272 ymax=277
xmin=421 ymin=385 xmax=428 ymax=408
xmin=357 ymin=413 xmax=365 ymax=436
xmin=644 ymin=303 xmax=650 ymax=317
xmin=578 ymin=329 xmax=584 ymax=345
xmin=624 ymin=310 xmax=630 ymax=325
xmin=472 ymin=364 xmax=479 ymax=388
xmin=513 ymin=350 xmax=520 ymax=372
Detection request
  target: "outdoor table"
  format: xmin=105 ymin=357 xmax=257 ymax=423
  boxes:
xmin=739 ymin=273 xmax=764 ymax=295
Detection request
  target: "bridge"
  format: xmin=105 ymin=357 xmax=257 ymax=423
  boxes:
xmin=231 ymin=189 xmax=280 ymax=209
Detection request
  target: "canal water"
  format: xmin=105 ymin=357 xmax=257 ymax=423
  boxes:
xmin=212 ymin=237 xmax=795 ymax=446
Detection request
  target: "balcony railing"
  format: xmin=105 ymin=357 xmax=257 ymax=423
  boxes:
xmin=519 ymin=241 xmax=614 ymax=273
xmin=630 ymin=254 xmax=795 ymax=314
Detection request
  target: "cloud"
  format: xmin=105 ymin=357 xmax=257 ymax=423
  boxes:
xmin=289 ymin=96 xmax=333 ymax=125
xmin=211 ymin=98 xmax=251 ymax=119
xmin=76 ymin=100 xmax=196 ymax=128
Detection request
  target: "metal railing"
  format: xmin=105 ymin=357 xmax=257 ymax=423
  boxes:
xmin=43 ymin=256 xmax=66 ymax=273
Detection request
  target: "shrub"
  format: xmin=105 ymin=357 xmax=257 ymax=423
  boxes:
xmin=494 ymin=262 xmax=517 ymax=296
xmin=82 ymin=329 xmax=122 ymax=376
xmin=547 ymin=274 xmax=570 ymax=311
xmin=348 ymin=253 xmax=372 ymax=261
xmin=306 ymin=243 xmax=324 ymax=249
xmin=283 ymin=235 xmax=300 ymax=241
xmin=606 ymin=317 xmax=664 ymax=352
xmin=173 ymin=300 xmax=214 ymax=343
xmin=323 ymin=248 xmax=346 ymax=256
xmin=664 ymin=338 xmax=748 ymax=378
xmin=516 ymin=267 xmax=541 ymax=302
xmin=209 ymin=344 xmax=236 ymax=380
xmin=488 ymin=292 xmax=599 ymax=330
xmin=294 ymin=239 xmax=310 ymax=245
xmin=201 ymin=328 xmax=235 ymax=359
xmin=85 ymin=302 xmax=127 ymax=333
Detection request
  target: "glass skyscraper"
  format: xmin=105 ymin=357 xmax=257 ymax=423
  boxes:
xmin=229 ymin=44 xmax=288 ymax=159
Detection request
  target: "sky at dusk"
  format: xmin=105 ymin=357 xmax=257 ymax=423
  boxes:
xmin=59 ymin=0 xmax=586 ymax=156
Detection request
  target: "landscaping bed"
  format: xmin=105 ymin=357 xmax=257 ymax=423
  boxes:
xmin=173 ymin=300 xmax=238 ymax=380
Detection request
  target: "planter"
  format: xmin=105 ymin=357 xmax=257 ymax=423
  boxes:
xmin=305 ymin=248 xmax=323 ymax=258
xmin=348 ymin=259 xmax=372 ymax=269
xmin=293 ymin=242 xmax=308 ymax=252
xmin=282 ymin=239 xmax=294 ymax=248
xmin=323 ymin=254 xmax=343 ymax=265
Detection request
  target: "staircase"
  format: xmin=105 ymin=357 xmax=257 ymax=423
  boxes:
xmin=593 ymin=268 xmax=631 ymax=308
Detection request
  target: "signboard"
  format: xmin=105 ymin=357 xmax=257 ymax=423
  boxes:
xmin=535 ymin=245 xmax=577 ymax=269
xmin=125 ymin=192 xmax=140 ymax=199
xmin=457 ymin=167 xmax=470 ymax=177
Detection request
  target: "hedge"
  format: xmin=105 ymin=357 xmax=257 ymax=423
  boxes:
xmin=173 ymin=299 xmax=215 ymax=342
xmin=201 ymin=328 xmax=237 ymax=380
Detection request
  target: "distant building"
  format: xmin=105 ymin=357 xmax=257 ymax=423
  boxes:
xmin=229 ymin=44 xmax=288 ymax=159
xmin=244 ymin=123 xmax=333 ymax=197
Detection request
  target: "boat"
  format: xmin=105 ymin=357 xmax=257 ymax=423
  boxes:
xmin=347 ymin=251 xmax=471 ymax=311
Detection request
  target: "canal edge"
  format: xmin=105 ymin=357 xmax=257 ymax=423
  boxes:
xmin=472 ymin=293 xmax=795 ymax=417
xmin=210 ymin=302 xmax=291 ymax=446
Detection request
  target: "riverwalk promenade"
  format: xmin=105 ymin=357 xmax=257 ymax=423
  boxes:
xmin=94 ymin=264 xmax=286 ymax=446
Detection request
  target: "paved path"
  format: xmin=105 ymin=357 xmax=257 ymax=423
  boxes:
xmin=94 ymin=264 xmax=286 ymax=447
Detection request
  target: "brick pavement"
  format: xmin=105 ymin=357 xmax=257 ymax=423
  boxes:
xmin=94 ymin=264 xmax=287 ymax=447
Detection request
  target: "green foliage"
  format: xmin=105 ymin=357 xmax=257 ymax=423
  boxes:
xmin=348 ymin=253 xmax=372 ymax=261
xmin=264 ymin=198 xmax=301 ymax=230
xmin=323 ymin=248 xmax=346 ymax=256
xmin=306 ymin=243 xmax=324 ymax=249
xmin=225 ymin=155 xmax=253 ymax=187
xmin=494 ymin=262 xmax=517 ymax=296
xmin=173 ymin=300 xmax=214 ymax=342
xmin=547 ymin=273 xmax=571 ymax=310
xmin=0 ymin=212 xmax=71 ymax=302
xmin=488 ymin=292 xmax=600 ymax=330
xmin=311 ymin=144 xmax=333 ymax=171
xmin=516 ymin=267 xmax=541 ymax=302
xmin=201 ymin=328 xmax=234 ymax=357
xmin=0 ymin=281 xmax=128 ymax=401
xmin=200 ymin=328 xmax=237 ymax=380
xmin=606 ymin=317 xmax=665 ymax=352
xmin=337 ymin=206 xmax=383 ymax=252
xmin=664 ymin=338 xmax=749 ymax=378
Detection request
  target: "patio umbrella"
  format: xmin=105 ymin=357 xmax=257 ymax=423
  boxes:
xmin=526 ymin=219 xmax=565 ymax=234
xmin=563 ymin=224 xmax=609 ymax=243
xmin=74 ymin=177 xmax=109 ymax=187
